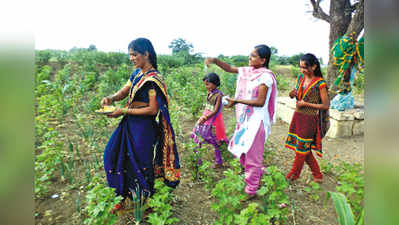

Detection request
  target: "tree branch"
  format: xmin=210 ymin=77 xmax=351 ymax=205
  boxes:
xmin=310 ymin=0 xmax=331 ymax=23
xmin=346 ymin=0 xmax=364 ymax=37
xmin=351 ymin=2 xmax=360 ymax=12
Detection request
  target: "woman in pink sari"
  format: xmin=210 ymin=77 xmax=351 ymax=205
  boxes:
xmin=205 ymin=45 xmax=277 ymax=198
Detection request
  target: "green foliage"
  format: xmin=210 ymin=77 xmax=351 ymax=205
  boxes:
xmin=353 ymin=71 xmax=364 ymax=94
xmin=128 ymin=184 xmax=150 ymax=224
xmin=274 ymin=73 xmax=291 ymax=91
xmin=290 ymin=66 xmax=300 ymax=78
xmin=164 ymin=66 xmax=206 ymax=117
xmin=84 ymin=176 xmax=123 ymax=225
xmin=211 ymin=163 xmax=290 ymax=225
xmin=35 ymin=65 xmax=52 ymax=85
xmin=234 ymin=203 xmax=271 ymax=225
xmin=219 ymin=142 xmax=234 ymax=163
xmin=169 ymin=38 xmax=193 ymax=55
xmin=256 ymin=166 xmax=290 ymax=224
xmin=35 ymin=130 xmax=64 ymax=198
xmin=185 ymin=142 xmax=206 ymax=181
xmin=304 ymin=182 xmax=322 ymax=202
xmin=272 ymin=53 xmax=305 ymax=66
xmin=88 ymin=44 xmax=97 ymax=51
xmin=229 ymin=55 xmax=249 ymax=67
xmin=335 ymin=162 xmax=364 ymax=216
xmin=158 ymin=55 xmax=185 ymax=70
xmin=167 ymin=38 xmax=202 ymax=65
xmin=326 ymin=192 xmax=364 ymax=225
xmin=198 ymin=161 xmax=217 ymax=190
xmin=147 ymin=180 xmax=180 ymax=225
xmin=211 ymin=159 xmax=246 ymax=225
xmin=320 ymin=159 xmax=335 ymax=174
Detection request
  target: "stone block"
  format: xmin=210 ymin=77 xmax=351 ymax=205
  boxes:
xmin=353 ymin=120 xmax=364 ymax=136
xmin=354 ymin=110 xmax=364 ymax=120
xmin=278 ymin=97 xmax=296 ymax=108
xmin=326 ymin=119 xmax=354 ymax=138
xmin=277 ymin=102 xmax=294 ymax=124
xmin=276 ymin=97 xmax=364 ymax=138
xmin=329 ymin=109 xmax=355 ymax=121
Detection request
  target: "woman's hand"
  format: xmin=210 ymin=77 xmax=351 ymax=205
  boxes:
xmin=101 ymin=97 xmax=113 ymax=107
xmin=225 ymin=97 xmax=236 ymax=108
xmin=296 ymin=100 xmax=307 ymax=108
xmin=107 ymin=108 xmax=123 ymax=118
xmin=289 ymin=88 xmax=297 ymax=99
xmin=204 ymin=57 xmax=215 ymax=67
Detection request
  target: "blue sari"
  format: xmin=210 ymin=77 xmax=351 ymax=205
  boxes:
xmin=103 ymin=69 xmax=180 ymax=197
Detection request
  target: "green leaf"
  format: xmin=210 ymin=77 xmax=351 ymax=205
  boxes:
xmin=327 ymin=192 xmax=355 ymax=225
xmin=355 ymin=208 xmax=364 ymax=225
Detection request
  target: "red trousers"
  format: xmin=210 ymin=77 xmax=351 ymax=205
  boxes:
xmin=286 ymin=152 xmax=322 ymax=180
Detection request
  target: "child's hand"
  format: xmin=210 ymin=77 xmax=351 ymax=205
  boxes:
xmin=198 ymin=115 xmax=208 ymax=124
xmin=289 ymin=88 xmax=297 ymax=99
xmin=296 ymin=100 xmax=307 ymax=108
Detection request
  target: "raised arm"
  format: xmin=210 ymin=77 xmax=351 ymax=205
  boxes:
xmin=205 ymin=57 xmax=238 ymax=74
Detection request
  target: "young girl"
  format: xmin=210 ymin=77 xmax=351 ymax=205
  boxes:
xmin=191 ymin=73 xmax=228 ymax=168
xmin=205 ymin=45 xmax=277 ymax=198
xmin=285 ymin=53 xmax=330 ymax=183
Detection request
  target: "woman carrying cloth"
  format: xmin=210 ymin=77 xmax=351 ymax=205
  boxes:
xmin=101 ymin=38 xmax=180 ymax=212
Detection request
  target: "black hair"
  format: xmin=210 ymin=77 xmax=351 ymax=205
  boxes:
xmin=300 ymin=53 xmax=323 ymax=77
xmin=254 ymin=44 xmax=271 ymax=68
xmin=128 ymin=38 xmax=158 ymax=70
xmin=202 ymin=72 xmax=220 ymax=87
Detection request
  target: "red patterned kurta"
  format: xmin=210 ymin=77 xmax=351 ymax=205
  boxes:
xmin=285 ymin=74 xmax=327 ymax=157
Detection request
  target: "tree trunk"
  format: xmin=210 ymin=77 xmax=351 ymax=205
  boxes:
xmin=326 ymin=0 xmax=352 ymax=96
xmin=310 ymin=0 xmax=364 ymax=98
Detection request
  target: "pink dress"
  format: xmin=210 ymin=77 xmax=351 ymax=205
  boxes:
xmin=191 ymin=89 xmax=228 ymax=165
xmin=229 ymin=66 xmax=277 ymax=195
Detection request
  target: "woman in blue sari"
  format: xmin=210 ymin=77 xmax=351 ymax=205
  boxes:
xmin=101 ymin=38 xmax=180 ymax=211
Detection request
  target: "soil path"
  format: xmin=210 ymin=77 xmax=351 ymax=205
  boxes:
xmin=171 ymin=108 xmax=364 ymax=225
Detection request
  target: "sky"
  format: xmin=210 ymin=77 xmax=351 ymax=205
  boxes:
xmin=5 ymin=0 xmax=331 ymax=63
